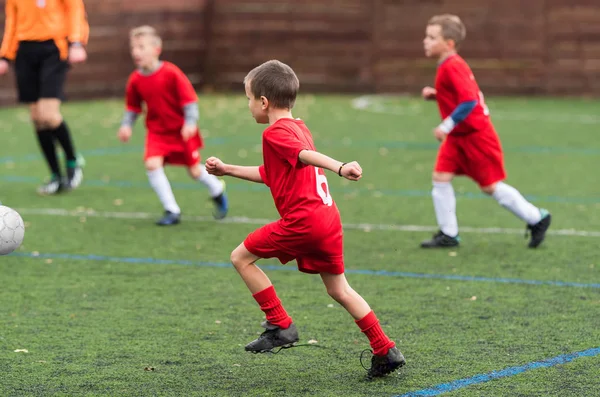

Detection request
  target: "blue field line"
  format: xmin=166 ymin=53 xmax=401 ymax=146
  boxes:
xmin=7 ymin=252 xmax=600 ymax=289
xmin=2 ymin=138 xmax=600 ymax=165
xmin=2 ymin=174 xmax=600 ymax=204
xmin=0 ymin=145 xmax=144 ymax=164
xmin=396 ymin=347 xmax=600 ymax=397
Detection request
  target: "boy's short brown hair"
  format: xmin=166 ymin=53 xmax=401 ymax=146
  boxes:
xmin=428 ymin=14 xmax=466 ymax=48
xmin=130 ymin=25 xmax=162 ymax=47
xmin=244 ymin=60 xmax=299 ymax=109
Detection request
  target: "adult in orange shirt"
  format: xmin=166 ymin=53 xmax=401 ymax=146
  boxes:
xmin=0 ymin=0 xmax=89 ymax=195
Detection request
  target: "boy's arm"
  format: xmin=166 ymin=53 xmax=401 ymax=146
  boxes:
xmin=224 ymin=165 xmax=264 ymax=184
xmin=437 ymin=62 xmax=479 ymax=134
xmin=64 ymin=0 xmax=88 ymax=45
xmin=205 ymin=157 xmax=265 ymax=184
xmin=437 ymin=100 xmax=477 ymax=134
xmin=183 ymin=102 xmax=199 ymax=126
xmin=121 ymin=111 xmax=139 ymax=128
xmin=0 ymin=0 xmax=18 ymax=61
xmin=298 ymin=150 xmax=362 ymax=181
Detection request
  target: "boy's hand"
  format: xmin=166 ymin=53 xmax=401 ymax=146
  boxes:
xmin=205 ymin=156 xmax=228 ymax=176
xmin=340 ymin=161 xmax=362 ymax=181
xmin=0 ymin=59 xmax=8 ymax=76
xmin=118 ymin=126 xmax=132 ymax=143
xmin=181 ymin=123 xmax=196 ymax=141
xmin=68 ymin=45 xmax=87 ymax=64
xmin=422 ymin=86 xmax=437 ymax=100
xmin=433 ymin=127 xmax=447 ymax=142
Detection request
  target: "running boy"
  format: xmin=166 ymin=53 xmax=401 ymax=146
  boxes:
xmin=421 ymin=14 xmax=551 ymax=248
xmin=205 ymin=60 xmax=404 ymax=378
xmin=118 ymin=26 xmax=228 ymax=225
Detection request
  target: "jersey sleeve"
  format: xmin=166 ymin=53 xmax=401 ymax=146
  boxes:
xmin=258 ymin=165 xmax=269 ymax=187
xmin=171 ymin=65 xmax=197 ymax=106
xmin=264 ymin=127 xmax=311 ymax=168
xmin=64 ymin=0 xmax=89 ymax=45
xmin=0 ymin=0 xmax=18 ymax=60
xmin=444 ymin=61 xmax=479 ymax=103
xmin=125 ymin=75 xmax=142 ymax=114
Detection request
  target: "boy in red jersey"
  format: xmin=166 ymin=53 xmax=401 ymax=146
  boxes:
xmin=118 ymin=26 xmax=228 ymax=225
xmin=421 ymin=15 xmax=551 ymax=248
xmin=205 ymin=60 xmax=404 ymax=379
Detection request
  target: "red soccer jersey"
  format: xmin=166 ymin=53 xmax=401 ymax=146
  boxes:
xmin=125 ymin=61 xmax=197 ymax=135
xmin=258 ymin=118 xmax=340 ymax=231
xmin=435 ymin=54 xmax=493 ymax=134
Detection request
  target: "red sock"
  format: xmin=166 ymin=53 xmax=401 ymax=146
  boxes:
xmin=252 ymin=285 xmax=292 ymax=329
xmin=356 ymin=311 xmax=395 ymax=356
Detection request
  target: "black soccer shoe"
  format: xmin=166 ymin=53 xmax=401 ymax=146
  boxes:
xmin=366 ymin=347 xmax=406 ymax=379
xmin=66 ymin=165 xmax=83 ymax=190
xmin=420 ymin=230 xmax=460 ymax=248
xmin=245 ymin=321 xmax=299 ymax=353
xmin=37 ymin=177 xmax=66 ymax=196
xmin=156 ymin=211 xmax=181 ymax=226
xmin=526 ymin=209 xmax=551 ymax=248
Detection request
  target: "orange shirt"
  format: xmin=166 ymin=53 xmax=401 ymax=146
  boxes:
xmin=0 ymin=0 xmax=89 ymax=61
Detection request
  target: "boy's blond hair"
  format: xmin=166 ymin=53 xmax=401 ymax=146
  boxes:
xmin=129 ymin=25 xmax=162 ymax=47
xmin=244 ymin=60 xmax=299 ymax=110
xmin=428 ymin=14 xmax=466 ymax=48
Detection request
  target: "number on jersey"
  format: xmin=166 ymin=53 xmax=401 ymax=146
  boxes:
xmin=315 ymin=167 xmax=333 ymax=206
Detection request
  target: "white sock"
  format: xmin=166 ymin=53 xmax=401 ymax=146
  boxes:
xmin=147 ymin=168 xmax=180 ymax=214
xmin=432 ymin=181 xmax=458 ymax=237
xmin=197 ymin=166 xmax=224 ymax=198
xmin=492 ymin=182 xmax=542 ymax=225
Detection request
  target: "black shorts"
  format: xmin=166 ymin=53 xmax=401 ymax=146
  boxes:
xmin=14 ymin=40 xmax=69 ymax=103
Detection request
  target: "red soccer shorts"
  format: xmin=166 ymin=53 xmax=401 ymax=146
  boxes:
xmin=434 ymin=128 xmax=506 ymax=187
xmin=244 ymin=219 xmax=345 ymax=275
xmin=144 ymin=130 xmax=204 ymax=167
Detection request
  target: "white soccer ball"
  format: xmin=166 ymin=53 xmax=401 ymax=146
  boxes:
xmin=0 ymin=205 xmax=25 ymax=255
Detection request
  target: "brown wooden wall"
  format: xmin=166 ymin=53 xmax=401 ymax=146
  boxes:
xmin=0 ymin=0 xmax=599 ymax=105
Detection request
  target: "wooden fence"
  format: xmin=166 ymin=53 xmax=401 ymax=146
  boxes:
xmin=0 ymin=0 xmax=598 ymax=105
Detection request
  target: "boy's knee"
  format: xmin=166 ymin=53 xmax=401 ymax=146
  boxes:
xmin=36 ymin=106 xmax=62 ymax=129
xmin=230 ymin=248 xmax=245 ymax=270
xmin=145 ymin=158 xmax=163 ymax=171
xmin=432 ymin=172 xmax=453 ymax=183
xmin=326 ymin=285 xmax=347 ymax=302
xmin=480 ymin=183 xmax=497 ymax=195
xmin=188 ymin=164 xmax=202 ymax=179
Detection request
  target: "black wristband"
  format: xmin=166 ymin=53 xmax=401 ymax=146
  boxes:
xmin=338 ymin=162 xmax=347 ymax=177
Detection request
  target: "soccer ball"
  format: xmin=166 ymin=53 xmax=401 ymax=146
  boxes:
xmin=0 ymin=205 xmax=25 ymax=255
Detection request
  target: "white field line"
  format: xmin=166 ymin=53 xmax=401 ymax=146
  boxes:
xmin=16 ymin=207 xmax=600 ymax=238
xmin=352 ymin=95 xmax=600 ymax=124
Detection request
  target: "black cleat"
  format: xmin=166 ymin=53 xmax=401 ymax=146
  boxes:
xmin=420 ymin=230 xmax=460 ymax=248
xmin=37 ymin=177 xmax=66 ymax=195
xmin=526 ymin=209 xmax=551 ymax=248
xmin=65 ymin=154 xmax=85 ymax=191
xmin=66 ymin=166 xmax=83 ymax=190
xmin=156 ymin=211 xmax=181 ymax=226
xmin=366 ymin=347 xmax=406 ymax=379
xmin=245 ymin=321 xmax=299 ymax=353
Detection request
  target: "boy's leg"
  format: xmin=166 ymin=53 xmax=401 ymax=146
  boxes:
xmin=421 ymin=171 xmax=460 ymax=248
xmin=30 ymin=103 xmax=65 ymax=195
xmin=145 ymin=156 xmax=181 ymax=225
xmin=37 ymin=99 xmax=83 ymax=190
xmin=483 ymin=182 xmax=551 ymax=248
xmin=38 ymin=45 xmax=83 ymax=190
xmin=188 ymin=163 xmax=228 ymax=219
xmin=15 ymin=45 xmax=64 ymax=195
xmin=320 ymin=272 xmax=405 ymax=377
xmin=231 ymin=242 xmax=297 ymax=352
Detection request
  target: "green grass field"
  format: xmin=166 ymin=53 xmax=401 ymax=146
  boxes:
xmin=1 ymin=94 xmax=600 ymax=396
